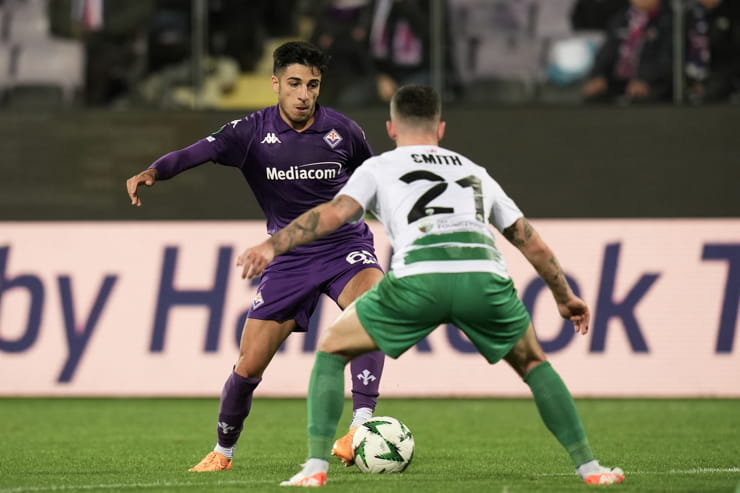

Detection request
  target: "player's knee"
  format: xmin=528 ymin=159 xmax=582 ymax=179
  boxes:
xmin=318 ymin=333 xmax=362 ymax=362
xmin=504 ymin=343 xmax=546 ymax=378
xmin=234 ymin=354 xmax=269 ymax=378
xmin=521 ymin=356 xmax=547 ymax=377
xmin=317 ymin=333 xmax=344 ymax=354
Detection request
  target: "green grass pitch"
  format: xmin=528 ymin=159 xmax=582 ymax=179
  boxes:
xmin=1 ymin=398 xmax=738 ymax=492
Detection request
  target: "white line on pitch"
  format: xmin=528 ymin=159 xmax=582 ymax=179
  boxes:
xmin=538 ymin=467 xmax=740 ymax=477
xmin=1 ymin=468 xmax=738 ymax=492
xmin=0 ymin=479 xmax=269 ymax=493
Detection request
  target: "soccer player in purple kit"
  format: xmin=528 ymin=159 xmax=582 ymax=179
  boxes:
xmin=125 ymin=41 xmax=386 ymax=472
xmin=238 ymin=84 xmax=625 ymax=487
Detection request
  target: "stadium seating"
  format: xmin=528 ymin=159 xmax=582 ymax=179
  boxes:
xmin=3 ymin=0 xmax=50 ymax=42
xmin=448 ymin=0 xmax=605 ymax=104
xmin=448 ymin=0 xmax=542 ymax=103
xmin=536 ymin=0 xmax=606 ymax=102
xmin=11 ymin=39 xmax=85 ymax=105
xmin=1 ymin=0 xmax=86 ymax=107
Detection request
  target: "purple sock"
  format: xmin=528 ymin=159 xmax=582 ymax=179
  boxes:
xmin=350 ymin=350 xmax=385 ymax=411
xmin=216 ymin=371 xmax=261 ymax=448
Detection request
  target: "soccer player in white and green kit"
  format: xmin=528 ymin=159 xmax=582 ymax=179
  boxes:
xmin=237 ymin=84 xmax=625 ymax=487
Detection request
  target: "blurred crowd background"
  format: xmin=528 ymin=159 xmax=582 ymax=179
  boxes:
xmin=0 ymin=0 xmax=738 ymax=110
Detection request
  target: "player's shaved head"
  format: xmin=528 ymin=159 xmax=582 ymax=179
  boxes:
xmin=390 ymin=85 xmax=441 ymax=134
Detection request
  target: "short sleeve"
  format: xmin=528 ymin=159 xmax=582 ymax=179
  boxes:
xmin=488 ymin=178 xmax=523 ymax=232
xmin=337 ymin=162 xmax=378 ymax=222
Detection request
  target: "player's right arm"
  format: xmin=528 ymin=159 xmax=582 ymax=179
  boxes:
xmin=502 ymin=217 xmax=590 ymax=335
xmin=125 ymin=117 xmax=248 ymax=207
xmin=126 ymin=168 xmax=158 ymax=207
xmin=125 ymin=140 xmax=219 ymax=207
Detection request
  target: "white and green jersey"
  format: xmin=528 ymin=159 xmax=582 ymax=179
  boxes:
xmin=339 ymin=144 xmax=523 ymax=278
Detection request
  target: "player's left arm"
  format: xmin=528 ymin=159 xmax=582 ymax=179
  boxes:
xmin=502 ymin=217 xmax=590 ymax=335
xmin=236 ymin=194 xmax=363 ymax=279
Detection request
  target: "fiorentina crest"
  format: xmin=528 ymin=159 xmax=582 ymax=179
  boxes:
xmin=323 ymin=129 xmax=343 ymax=148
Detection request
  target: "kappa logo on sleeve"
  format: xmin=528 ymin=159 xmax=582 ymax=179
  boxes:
xmin=323 ymin=129 xmax=343 ymax=148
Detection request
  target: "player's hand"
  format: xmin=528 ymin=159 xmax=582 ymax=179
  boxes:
xmin=236 ymin=241 xmax=275 ymax=279
xmin=126 ymin=169 xmax=157 ymax=207
xmin=557 ymin=296 xmax=590 ymax=335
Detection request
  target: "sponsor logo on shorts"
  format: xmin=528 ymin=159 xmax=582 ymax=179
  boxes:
xmin=252 ymin=290 xmax=265 ymax=309
xmin=346 ymin=250 xmax=378 ymax=265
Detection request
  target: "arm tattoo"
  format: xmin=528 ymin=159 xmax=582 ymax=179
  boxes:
xmin=503 ymin=217 xmax=533 ymax=248
xmin=523 ymin=218 xmax=534 ymax=240
xmin=505 ymin=217 xmax=571 ymax=302
xmin=546 ymin=256 xmax=570 ymax=301
xmin=271 ymin=210 xmax=322 ymax=255
xmin=269 ymin=196 xmax=358 ymax=256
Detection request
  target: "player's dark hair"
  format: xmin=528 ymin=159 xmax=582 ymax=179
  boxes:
xmin=391 ymin=85 xmax=441 ymax=123
xmin=273 ymin=41 xmax=329 ymax=76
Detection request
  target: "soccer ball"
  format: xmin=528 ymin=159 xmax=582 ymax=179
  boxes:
xmin=352 ymin=416 xmax=415 ymax=473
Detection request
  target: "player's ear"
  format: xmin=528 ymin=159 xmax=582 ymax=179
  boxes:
xmin=437 ymin=121 xmax=446 ymax=141
xmin=271 ymin=75 xmax=279 ymax=94
xmin=386 ymin=120 xmax=397 ymax=141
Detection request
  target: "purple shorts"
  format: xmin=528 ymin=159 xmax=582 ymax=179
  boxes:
xmin=247 ymin=238 xmax=383 ymax=331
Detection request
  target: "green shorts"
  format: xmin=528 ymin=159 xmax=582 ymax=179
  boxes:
xmin=355 ymin=271 xmax=531 ymax=364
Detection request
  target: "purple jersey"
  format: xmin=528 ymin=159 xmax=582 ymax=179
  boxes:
xmin=150 ymin=104 xmax=375 ymax=253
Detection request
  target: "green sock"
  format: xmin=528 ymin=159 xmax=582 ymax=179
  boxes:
xmin=307 ymin=351 xmax=348 ymax=460
xmin=524 ymin=361 xmax=594 ymax=467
